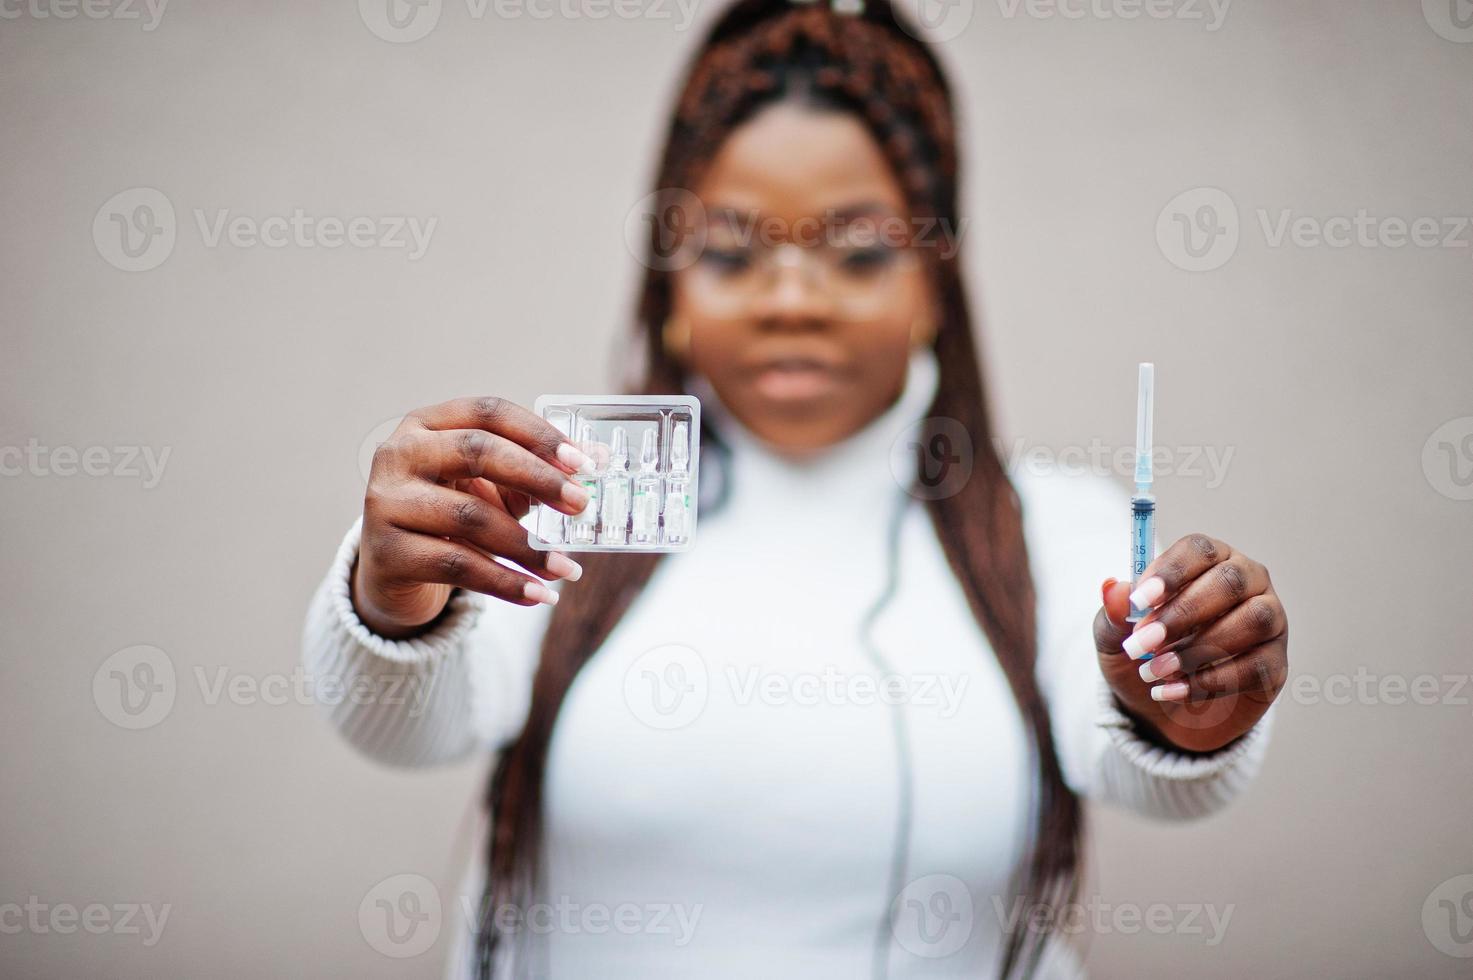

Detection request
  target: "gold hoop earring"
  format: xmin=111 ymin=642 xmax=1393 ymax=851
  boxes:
xmin=909 ymin=313 xmax=937 ymax=349
xmin=663 ymin=316 xmax=692 ymax=362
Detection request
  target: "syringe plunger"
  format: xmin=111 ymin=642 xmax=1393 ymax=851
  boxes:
xmin=1134 ymin=362 xmax=1154 ymax=487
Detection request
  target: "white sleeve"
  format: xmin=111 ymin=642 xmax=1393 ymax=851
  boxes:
xmin=300 ymin=518 xmax=549 ymax=768
xmin=1020 ymin=472 xmax=1273 ymax=821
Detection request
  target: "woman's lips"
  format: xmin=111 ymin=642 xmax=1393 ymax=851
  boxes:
xmin=749 ymin=358 xmax=843 ymax=401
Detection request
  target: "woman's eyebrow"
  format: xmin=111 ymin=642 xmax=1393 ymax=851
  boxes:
xmin=705 ymin=205 xmax=754 ymax=224
xmin=701 ymin=202 xmax=904 ymax=222
xmin=828 ymin=201 xmax=904 ymax=220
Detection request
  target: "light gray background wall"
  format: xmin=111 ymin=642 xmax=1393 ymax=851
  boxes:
xmin=2 ymin=1 xmax=1470 ymax=977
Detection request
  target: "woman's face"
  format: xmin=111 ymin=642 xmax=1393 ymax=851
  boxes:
xmin=671 ymin=102 xmax=934 ymax=453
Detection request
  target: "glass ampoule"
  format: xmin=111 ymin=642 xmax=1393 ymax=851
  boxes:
xmin=662 ymin=420 xmax=691 ymax=546
xmin=631 ymin=428 xmax=663 ymax=545
xmin=569 ymin=421 xmax=601 ymax=546
xmin=599 ymin=426 xmax=632 ymax=545
xmin=535 ymin=413 xmax=570 ymax=545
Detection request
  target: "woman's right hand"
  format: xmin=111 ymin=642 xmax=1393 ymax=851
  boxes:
xmin=351 ymin=396 xmax=593 ymax=639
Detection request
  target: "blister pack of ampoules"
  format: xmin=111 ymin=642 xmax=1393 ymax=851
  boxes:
xmin=526 ymin=395 xmax=700 ymax=553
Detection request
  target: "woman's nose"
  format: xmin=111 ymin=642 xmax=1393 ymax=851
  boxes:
xmin=751 ymin=245 xmax=833 ymax=327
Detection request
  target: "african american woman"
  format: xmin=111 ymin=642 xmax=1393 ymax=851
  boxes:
xmin=303 ymin=1 xmax=1289 ymax=976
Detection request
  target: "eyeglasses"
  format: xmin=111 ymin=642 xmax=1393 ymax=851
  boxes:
xmin=678 ymin=237 xmax=921 ymax=321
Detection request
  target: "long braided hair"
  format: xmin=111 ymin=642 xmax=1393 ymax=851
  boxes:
xmin=477 ymin=2 xmax=1082 ymax=976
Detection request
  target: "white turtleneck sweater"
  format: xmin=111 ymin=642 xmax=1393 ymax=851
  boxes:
xmin=303 ymin=353 xmax=1270 ymax=979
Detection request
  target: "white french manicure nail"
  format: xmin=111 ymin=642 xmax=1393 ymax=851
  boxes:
xmin=1122 ymin=621 xmax=1166 ymax=660
xmin=1139 ymin=651 xmax=1180 ymax=683
xmin=556 ymin=442 xmax=594 ymax=473
xmin=524 ymin=582 xmax=559 ymax=606
xmin=560 ymin=481 xmax=591 ymax=510
xmin=1129 ymin=576 xmax=1165 ymax=610
xmin=545 ymin=553 xmax=582 ymax=582
xmin=1152 ymin=681 xmax=1190 ymax=702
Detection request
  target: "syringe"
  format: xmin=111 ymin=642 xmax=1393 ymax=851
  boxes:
xmin=1126 ymin=363 xmax=1157 ymax=625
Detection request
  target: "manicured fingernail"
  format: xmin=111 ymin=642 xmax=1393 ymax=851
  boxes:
xmin=1101 ymin=577 xmax=1118 ymax=603
xmin=1151 ymin=681 xmax=1190 ymax=702
xmin=1139 ymin=651 xmax=1180 ymax=682
xmin=1128 ymin=576 xmax=1165 ymax=610
xmin=561 ymin=481 xmax=590 ymax=510
xmin=524 ymin=582 xmax=559 ymax=606
xmin=1122 ymin=621 xmax=1166 ymax=660
xmin=545 ymin=553 xmax=582 ymax=582
xmin=557 ymin=442 xmax=594 ymax=473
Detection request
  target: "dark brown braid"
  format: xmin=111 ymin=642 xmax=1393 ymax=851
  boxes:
xmin=478 ymin=2 xmax=1081 ymax=977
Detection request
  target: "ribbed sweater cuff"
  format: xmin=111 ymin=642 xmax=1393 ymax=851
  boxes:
xmin=1094 ymin=676 xmax=1273 ymax=821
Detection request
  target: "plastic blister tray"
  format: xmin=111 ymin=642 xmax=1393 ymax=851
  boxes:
xmin=526 ymin=394 xmax=700 ymax=553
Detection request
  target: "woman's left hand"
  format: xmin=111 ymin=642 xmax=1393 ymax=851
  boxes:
xmin=1094 ymin=534 xmax=1288 ymax=754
